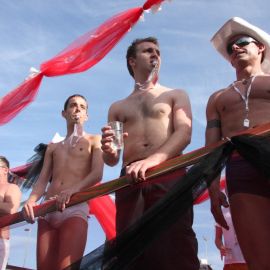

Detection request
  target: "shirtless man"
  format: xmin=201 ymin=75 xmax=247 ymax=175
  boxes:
xmin=23 ymin=94 xmax=104 ymax=270
xmin=206 ymin=17 xmax=270 ymax=270
xmin=0 ymin=156 xmax=21 ymax=270
xmin=101 ymin=37 xmax=199 ymax=269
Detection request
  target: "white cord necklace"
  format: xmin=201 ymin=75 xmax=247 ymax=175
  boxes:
xmin=63 ymin=123 xmax=85 ymax=147
xmin=135 ymin=61 xmax=159 ymax=91
xmin=232 ymin=76 xmax=256 ymax=128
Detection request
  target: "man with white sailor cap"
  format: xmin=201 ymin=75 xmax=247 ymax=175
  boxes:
xmin=205 ymin=17 xmax=270 ymax=270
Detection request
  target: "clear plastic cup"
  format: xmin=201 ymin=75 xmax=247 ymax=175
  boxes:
xmin=108 ymin=121 xmax=123 ymax=151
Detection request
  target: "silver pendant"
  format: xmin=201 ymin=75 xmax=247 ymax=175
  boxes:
xmin=243 ymin=118 xmax=250 ymax=127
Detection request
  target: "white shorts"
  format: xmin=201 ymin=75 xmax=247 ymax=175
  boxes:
xmin=40 ymin=202 xmax=89 ymax=229
xmin=0 ymin=238 xmax=10 ymax=270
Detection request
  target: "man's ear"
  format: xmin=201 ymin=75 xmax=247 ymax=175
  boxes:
xmin=128 ymin=57 xmax=136 ymax=68
xmin=258 ymin=43 xmax=265 ymax=54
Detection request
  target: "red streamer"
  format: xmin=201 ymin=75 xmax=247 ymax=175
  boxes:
xmin=89 ymin=196 xmax=116 ymax=240
xmin=0 ymin=0 xmax=165 ymax=125
xmin=0 ymin=74 xmax=43 ymax=125
xmin=41 ymin=7 xmax=143 ymax=77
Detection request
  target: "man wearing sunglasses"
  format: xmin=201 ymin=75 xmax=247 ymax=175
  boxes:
xmin=205 ymin=17 xmax=270 ymax=270
xmin=0 ymin=156 xmax=21 ymax=270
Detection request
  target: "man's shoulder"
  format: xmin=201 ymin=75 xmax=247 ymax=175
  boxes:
xmin=156 ymin=85 xmax=188 ymax=97
xmin=85 ymin=133 xmax=101 ymax=141
xmin=84 ymin=133 xmax=101 ymax=146
xmin=109 ymin=98 xmax=127 ymax=112
xmin=208 ymin=87 xmax=229 ymax=101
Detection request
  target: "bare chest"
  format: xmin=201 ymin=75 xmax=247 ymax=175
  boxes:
xmin=53 ymin=138 xmax=92 ymax=166
xmin=119 ymin=93 xmax=172 ymax=122
xmin=216 ymin=83 xmax=270 ymax=114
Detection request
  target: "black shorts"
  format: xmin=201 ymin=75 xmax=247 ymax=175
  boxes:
xmin=226 ymin=153 xmax=270 ymax=198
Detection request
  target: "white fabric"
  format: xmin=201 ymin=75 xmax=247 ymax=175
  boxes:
xmin=216 ymin=207 xmax=246 ymax=264
xmin=211 ymin=17 xmax=270 ymax=74
xmin=0 ymin=238 xmax=10 ymax=270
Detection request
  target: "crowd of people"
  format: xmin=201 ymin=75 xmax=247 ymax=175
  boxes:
xmin=1 ymin=16 xmax=270 ymax=270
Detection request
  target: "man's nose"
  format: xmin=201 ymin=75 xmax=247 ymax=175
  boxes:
xmin=231 ymin=43 xmax=240 ymax=51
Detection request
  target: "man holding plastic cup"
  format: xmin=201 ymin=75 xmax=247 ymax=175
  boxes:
xmin=101 ymin=37 xmax=199 ymax=269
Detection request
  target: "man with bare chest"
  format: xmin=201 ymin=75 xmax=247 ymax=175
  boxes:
xmin=101 ymin=37 xmax=199 ymax=269
xmin=206 ymin=17 xmax=270 ymax=270
xmin=0 ymin=156 xmax=21 ymax=270
xmin=23 ymin=94 xmax=104 ymax=270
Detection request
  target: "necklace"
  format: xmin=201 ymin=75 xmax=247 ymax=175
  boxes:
xmin=232 ymin=76 xmax=256 ymax=128
xmin=62 ymin=123 xmax=85 ymax=147
xmin=135 ymin=61 xmax=159 ymax=91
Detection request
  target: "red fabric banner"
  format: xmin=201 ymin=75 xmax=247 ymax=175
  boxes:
xmin=41 ymin=7 xmax=143 ymax=77
xmin=0 ymin=0 xmax=166 ymax=125
xmin=0 ymin=74 xmax=43 ymax=125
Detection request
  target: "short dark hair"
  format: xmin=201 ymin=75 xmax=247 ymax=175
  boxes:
xmin=126 ymin=37 xmax=159 ymax=77
xmin=0 ymin=156 xmax=9 ymax=168
xmin=63 ymin=94 xmax=88 ymax=111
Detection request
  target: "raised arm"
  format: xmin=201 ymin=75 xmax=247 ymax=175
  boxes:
xmin=126 ymin=89 xmax=192 ymax=180
xmin=205 ymin=92 xmax=229 ymax=229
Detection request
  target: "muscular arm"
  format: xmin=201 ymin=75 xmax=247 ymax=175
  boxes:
xmin=147 ymin=90 xmax=192 ymax=162
xmin=0 ymin=184 xmax=21 ymax=215
xmin=127 ymin=90 xmax=192 ymax=180
xmin=205 ymin=93 xmax=229 ymax=229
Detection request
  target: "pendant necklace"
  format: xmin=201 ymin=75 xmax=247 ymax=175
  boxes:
xmin=232 ymin=76 xmax=256 ymax=128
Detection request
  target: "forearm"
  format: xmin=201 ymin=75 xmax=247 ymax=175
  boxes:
xmin=209 ymin=176 xmax=221 ymax=195
xmin=149 ymin=128 xmax=191 ymax=164
xmin=76 ymin=171 xmax=103 ymax=192
xmin=27 ymin=182 xmax=48 ymax=203
xmin=215 ymin=240 xmax=224 ymax=250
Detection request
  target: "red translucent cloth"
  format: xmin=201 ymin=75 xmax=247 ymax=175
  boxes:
xmin=0 ymin=74 xmax=43 ymax=125
xmin=0 ymin=0 xmax=165 ymax=125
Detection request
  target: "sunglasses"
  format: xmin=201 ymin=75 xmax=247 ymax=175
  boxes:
xmin=227 ymin=36 xmax=258 ymax=55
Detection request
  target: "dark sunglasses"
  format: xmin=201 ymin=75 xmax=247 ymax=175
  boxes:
xmin=227 ymin=36 xmax=258 ymax=55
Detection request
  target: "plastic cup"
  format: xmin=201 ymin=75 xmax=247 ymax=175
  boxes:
xmin=108 ymin=121 xmax=123 ymax=151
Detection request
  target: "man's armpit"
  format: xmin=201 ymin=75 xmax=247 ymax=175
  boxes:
xmin=207 ymin=119 xmax=221 ymax=129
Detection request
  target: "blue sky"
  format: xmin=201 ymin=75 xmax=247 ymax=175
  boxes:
xmin=1 ymin=0 xmax=270 ymax=269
